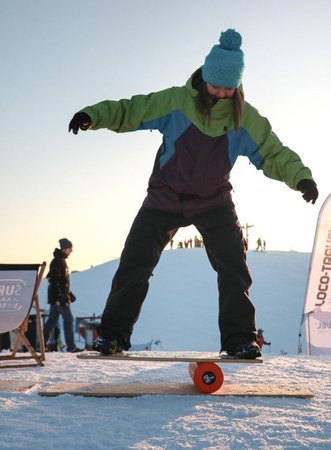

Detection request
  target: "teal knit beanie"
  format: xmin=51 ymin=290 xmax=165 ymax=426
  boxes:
xmin=202 ymin=29 xmax=244 ymax=88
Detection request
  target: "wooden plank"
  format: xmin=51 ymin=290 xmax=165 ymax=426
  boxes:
xmin=77 ymin=351 xmax=263 ymax=363
xmin=38 ymin=382 xmax=313 ymax=398
xmin=0 ymin=363 xmax=40 ymax=369
xmin=0 ymin=380 xmax=42 ymax=392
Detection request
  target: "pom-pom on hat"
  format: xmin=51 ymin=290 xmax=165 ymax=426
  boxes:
xmin=59 ymin=238 xmax=73 ymax=250
xmin=202 ymin=29 xmax=245 ymax=88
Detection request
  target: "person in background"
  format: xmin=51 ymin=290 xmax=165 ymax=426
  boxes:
xmin=257 ymin=329 xmax=271 ymax=350
xmin=69 ymin=29 xmax=318 ymax=359
xmin=46 ymin=325 xmax=65 ymax=352
xmin=43 ymin=238 xmax=83 ymax=353
xmin=256 ymin=237 xmax=263 ymax=251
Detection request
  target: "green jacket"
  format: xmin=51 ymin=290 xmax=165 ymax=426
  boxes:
xmin=81 ymin=70 xmax=314 ymax=217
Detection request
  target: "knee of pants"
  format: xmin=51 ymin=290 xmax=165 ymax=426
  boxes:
xmin=64 ymin=317 xmax=73 ymax=326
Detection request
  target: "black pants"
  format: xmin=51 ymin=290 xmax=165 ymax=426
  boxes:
xmin=0 ymin=332 xmax=11 ymax=350
xmin=100 ymin=205 xmax=256 ymax=351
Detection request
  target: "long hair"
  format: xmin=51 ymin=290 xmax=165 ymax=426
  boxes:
xmin=194 ymin=69 xmax=245 ymax=131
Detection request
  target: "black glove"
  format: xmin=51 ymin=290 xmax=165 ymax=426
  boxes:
xmin=297 ymin=179 xmax=319 ymax=204
xmin=68 ymin=112 xmax=91 ymax=134
xmin=70 ymin=292 xmax=76 ymax=303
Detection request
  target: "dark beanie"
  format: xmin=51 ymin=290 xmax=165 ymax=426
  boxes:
xmin=59 ymin=238 xmax=73 ymax=250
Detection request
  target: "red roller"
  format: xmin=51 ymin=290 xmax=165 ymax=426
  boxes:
xmin=188 ymin=362 xmax=224 ymax=393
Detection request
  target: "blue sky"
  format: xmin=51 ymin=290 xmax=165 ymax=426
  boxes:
xmin=1 ymin=0 xmax=330 ymax=271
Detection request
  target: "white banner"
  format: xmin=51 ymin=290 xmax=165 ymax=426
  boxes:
xmin=0 ymin=270 xmax=37 ymax=333
xmin=303 ymin=194 xmax=331 ymax=355
xmin=307 ymin=312 xmax=331 ymax=355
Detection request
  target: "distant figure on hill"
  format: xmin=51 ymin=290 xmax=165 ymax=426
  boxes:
xmin=256 ymin=237 xmax=263 ymax=251
xmin=69 ymin=28 xmax=318 ymax=359
xmin=194 ymin=235 xmax=203 ymax=248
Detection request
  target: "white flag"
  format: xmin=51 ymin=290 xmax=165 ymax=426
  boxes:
xmin=303 ymin=194 xmax=331 ymax=355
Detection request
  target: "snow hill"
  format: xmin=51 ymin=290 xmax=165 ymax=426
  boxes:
xmin=39 ymin=249 xmax=311 ymax=355
xmin=2 ymin=250 xmax=331 ymax=450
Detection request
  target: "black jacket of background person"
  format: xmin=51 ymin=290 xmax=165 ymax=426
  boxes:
xmin=47 ymin=248 xmax=74 ymax=306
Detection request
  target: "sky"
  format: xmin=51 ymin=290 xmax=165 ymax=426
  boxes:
xmin=1 ymin=0 xmax=330 ymax=271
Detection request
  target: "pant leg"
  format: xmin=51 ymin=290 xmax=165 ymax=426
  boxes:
xmin=0 ymin=332 xmax=11 ymax=350
xmin=59 ymin=305 xmax=75 ymax=351
xmin=193 ymin=205 xmax=256 ymax=351
xmin=100 ymin=207 xmax=184 ymax=349
xmin=43 ymin=304 xmax=60 ymax=344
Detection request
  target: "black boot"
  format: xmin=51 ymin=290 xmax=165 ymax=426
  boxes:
xmin=92 ymin=336 xmax=123 ymax=355
xmin=226 ymin=341 xmax=261 ymax=359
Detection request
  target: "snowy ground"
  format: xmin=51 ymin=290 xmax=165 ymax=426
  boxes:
xmin=0 ymin=353 xmax=330 ymax=449
xmin=1 ymin=250 xmax=330 ymax=449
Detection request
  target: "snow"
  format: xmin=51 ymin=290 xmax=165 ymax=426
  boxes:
xmin=1 ymin=249 xmax=330 ymax=449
